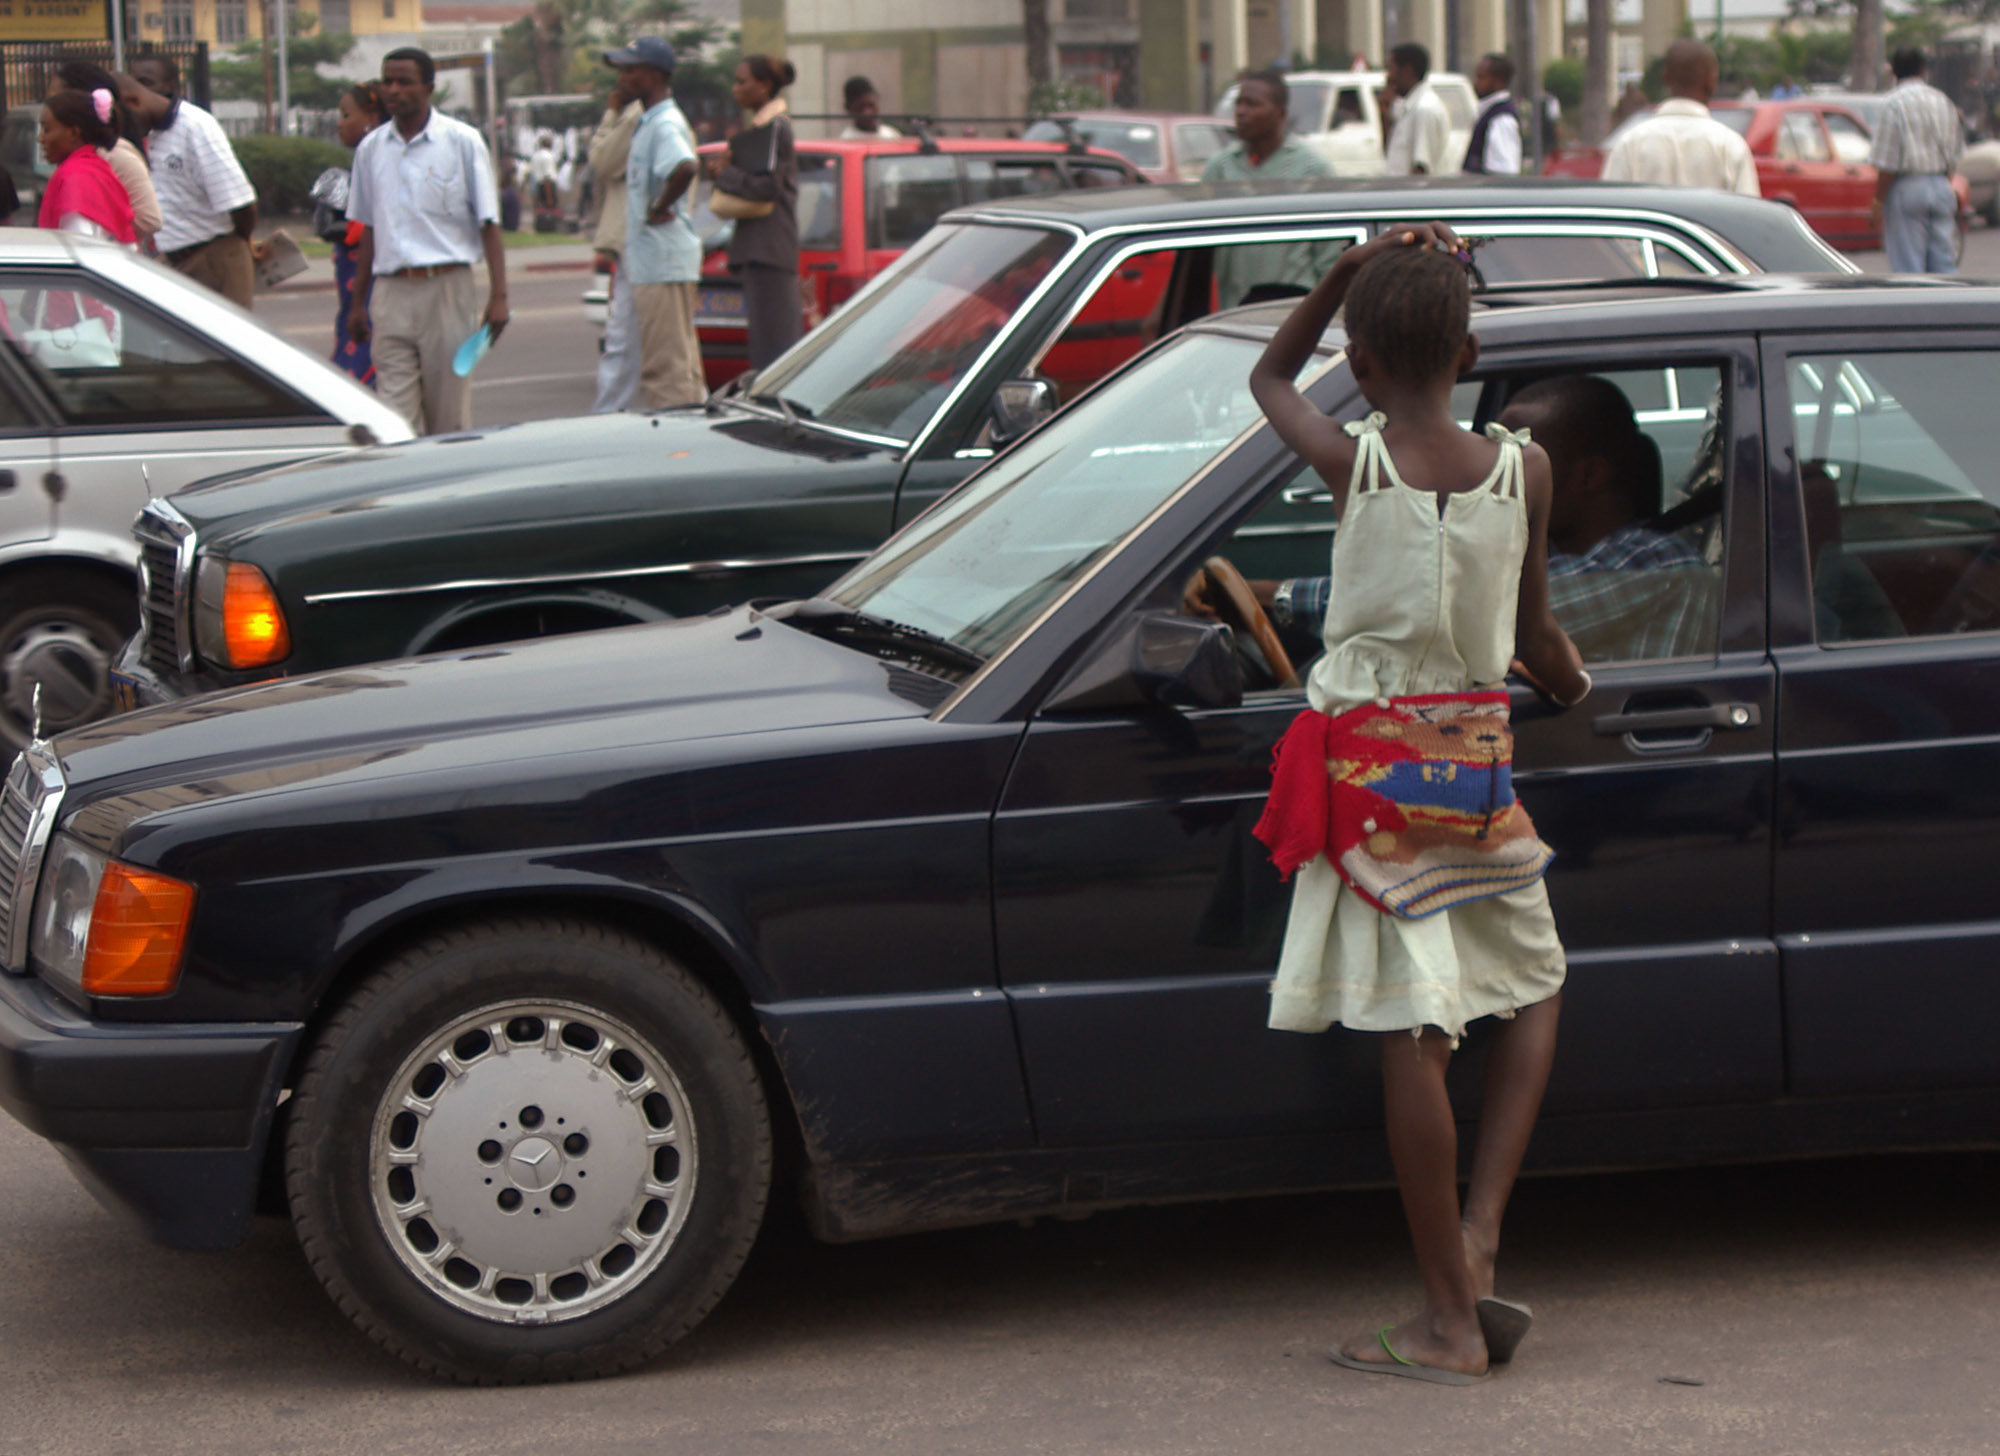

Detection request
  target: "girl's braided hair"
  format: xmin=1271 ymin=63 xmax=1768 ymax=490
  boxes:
xmin=1342 ymin=241 xmax=1472 ymax=386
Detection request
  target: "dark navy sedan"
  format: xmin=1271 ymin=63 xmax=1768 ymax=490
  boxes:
xmin=0 ymin=276 xmax=1995 ymax=1382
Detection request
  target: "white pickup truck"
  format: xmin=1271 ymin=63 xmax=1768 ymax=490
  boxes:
xmin=1214 ymin=70 xmax=1480 ymax=176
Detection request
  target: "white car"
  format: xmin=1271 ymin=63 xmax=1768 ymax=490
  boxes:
xmin=1214 ymin=69 xmax=1479 ymax=176
xmin=0 ymin=229 xmax=411 ymax=746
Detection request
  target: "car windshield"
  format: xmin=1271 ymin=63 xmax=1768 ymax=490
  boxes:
xmin=827 ymin=331 xmax=1270 ymax=659
xmin=1026 ymin=118 xmax=1163 ymax=170
xmin=744 ymin=221 xmax=1072 ymax=442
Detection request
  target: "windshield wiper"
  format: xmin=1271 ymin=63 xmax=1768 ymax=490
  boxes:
xmin=781 ymin=599 xmax=986 ymax=675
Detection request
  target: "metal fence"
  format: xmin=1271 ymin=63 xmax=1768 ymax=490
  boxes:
xmin=0 ymin=40 xmax=209 ymax=115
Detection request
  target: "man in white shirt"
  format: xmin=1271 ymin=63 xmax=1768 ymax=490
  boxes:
xmin=1462 ymin=53 xmax=1522 ymax=174
xmin=1869 ymin=47 xmax=1965 ymax=274
xmin=840 ymin=77 xmax=901 ymax=139
xmin=1601 ymin=39 xmax=1759 ymax=196
xmin=347 ymin=47 xmax=510 ymax=435
xmin=121 ymin=56 xmax=258 ymax=308
xmin=1383 ymin=43 xmax=1454 ymax=176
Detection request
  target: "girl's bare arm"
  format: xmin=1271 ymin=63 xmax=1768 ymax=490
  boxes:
xmin=1248 ymin=222 xmax=1460 ymax=513
xmin=1512 ymin=444 xmax=1590 ymax=706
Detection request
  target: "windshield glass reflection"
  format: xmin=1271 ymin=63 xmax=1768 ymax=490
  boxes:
xmin=746 ymin=222 xmax=1072 ymax=442
xmin=828 ymin=332 xmax=1269 ymax=660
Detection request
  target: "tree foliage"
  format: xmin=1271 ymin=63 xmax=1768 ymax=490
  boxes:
xmin=213 ymin=29 xmax=358 ymax=112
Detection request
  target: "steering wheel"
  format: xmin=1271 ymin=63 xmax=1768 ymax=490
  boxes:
xmin=1187 ymin=556 xmax=1298 ymax=689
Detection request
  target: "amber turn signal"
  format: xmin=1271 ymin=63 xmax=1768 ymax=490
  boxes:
xmin=221 ymin=561 xmax=291 ymax=668
xmin=80 ymin=863 xmax=195 ymax=997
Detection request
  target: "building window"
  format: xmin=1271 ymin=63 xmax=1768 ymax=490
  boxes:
xmin=216 ymin=0 xmax=247 ymax=44
xmin=383 ymin=0 xmax=395 ymax=16
xmin=1063 ymin=0 xmax=1132 ymax=17
xmin=162 ymin=0 xmax=194 ymax=42
xmin=320 ymin=0 xmax=350 ymax=31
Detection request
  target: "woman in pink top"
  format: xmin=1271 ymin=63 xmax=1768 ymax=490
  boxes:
xmin=38 ymin=89 xmax=136 ymax=244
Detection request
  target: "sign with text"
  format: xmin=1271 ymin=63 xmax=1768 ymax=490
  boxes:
xmin=0 ymin=0 xmax=107 ymax=41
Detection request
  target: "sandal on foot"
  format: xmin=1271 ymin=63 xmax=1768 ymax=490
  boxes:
xmin=1327 ymin=1327 xmax=1491 ymax=1386
xmin=1475 ymin=1297 xmax=1534 ymax=1364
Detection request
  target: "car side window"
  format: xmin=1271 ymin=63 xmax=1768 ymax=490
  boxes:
xmin=1777 ymin=112 xmax=1832 ymax=163
xmin=1823 ymin=111 xmax=1872 ymax=165
xmin=1468 ymin=234 xmax=1653 ymax=284
xmin=0 ymin=273 xmax=317 ymax=427
xmin=865 ymin=155 xmax=963 ymax=250
xmin=1786 ymin=351 xmax=2000 ymax=641
xmin=1065 ymin=160 xmax=1134 ymax=189
xmin=1173 ymin=123 xmax=1228 ymax=173
xmin=963 ymin=157 xmax=1062 ymax=202
xmin=1199 ymin=365 xmax=1728 ymax=678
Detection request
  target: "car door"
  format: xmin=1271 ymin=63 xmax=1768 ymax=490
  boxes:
xmin=1770 ymin=111 xmax=1849 ymax=242
xmin=990 ymin=336 xmax=1782 ymax=1148
xmin=0 ymin=267 xmax=349 ymax=547
xmin=1763 ymin=332 xmax=2000 ymax=1096
xmin=0 ymin=345 xmax=55 ymax=560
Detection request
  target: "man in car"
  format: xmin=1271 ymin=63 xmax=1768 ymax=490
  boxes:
xmin=1601 ymin=39 xmax=1757 ymax=196
xmin=1202 ymin=70 xmax=1335 ymax=308
xmin=1194 ymin=376 xmax=1714 ymax=663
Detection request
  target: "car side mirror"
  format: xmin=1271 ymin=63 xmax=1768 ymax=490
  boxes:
xmin=989 ymin=377 xmax=1057 ymax=447
xmin=1045 ymin=612 xmax=1243 ymax=713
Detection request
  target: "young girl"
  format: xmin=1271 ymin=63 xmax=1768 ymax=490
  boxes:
xmin=37 ymin=89 xmax=136 ymax=245
xmin=311 ymin=82 xmax=387 ymax=384
xmin=1248 ymin=223 xmax=1589 ymax=1385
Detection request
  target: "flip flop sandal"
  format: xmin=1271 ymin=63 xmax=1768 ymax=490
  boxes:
xmin=1476 ymin=1297 xmax=1534 ymax=1364
xmin=1327 ymin=1327 xmax=1491 ymax=1386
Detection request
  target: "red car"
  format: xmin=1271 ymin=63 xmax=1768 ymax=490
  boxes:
xmin=683 ymin=135 xmax=1143 ymax=388
xmin=1021 ymin=111 xmax=1236 ymax=183
xmin=1543 ymin=99 xmax=1967 ymax=252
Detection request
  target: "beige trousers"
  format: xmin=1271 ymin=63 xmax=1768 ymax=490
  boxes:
xmin=171 ymin=233 xmax=254 ymax=310
xmin=372 ymin=268 xmax=481 ymax=436
xmin=630 ymin=281 xmax=706 ymax=409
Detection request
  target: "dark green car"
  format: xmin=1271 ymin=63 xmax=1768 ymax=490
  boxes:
xmin=114 ymin=180 xmax=1849 ymax=704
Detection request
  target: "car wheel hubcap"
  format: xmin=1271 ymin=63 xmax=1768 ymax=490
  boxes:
xmin=369 ymin=999 xmax=697 ymax=1325
xmin=2 ymin=623 xmax=110 ymax=732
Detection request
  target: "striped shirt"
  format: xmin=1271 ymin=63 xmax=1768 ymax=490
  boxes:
xmin=1868 ymin=77 xmax=1964 ymax=177
xmin=147 ymin=99 xmax=256 ymax=253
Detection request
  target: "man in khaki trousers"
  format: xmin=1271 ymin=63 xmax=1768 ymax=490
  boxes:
xmin=346 ymin=47 xmax=511 ymax=434
xmin=606 ymin=37 xmax=705 ymax=409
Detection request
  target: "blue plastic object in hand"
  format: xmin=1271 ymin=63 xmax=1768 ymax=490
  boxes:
xmin=452 ymin=323 xmax=493 ymax=378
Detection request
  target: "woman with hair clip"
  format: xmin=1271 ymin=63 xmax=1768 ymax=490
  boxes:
xmin=48 ymin=60 xmax=159 ymax=244
xmin=37 ymin=89 xmax=136 ymax=243
xmin=713 ymin=53 xmax=800 ymax=369
xmin=310 ymin=81 xmax=387 ymax=383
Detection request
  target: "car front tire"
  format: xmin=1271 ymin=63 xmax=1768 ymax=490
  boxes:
xmin=0 ymin=567 xmax=135 ymax=747
xmin=285 ymin=916 xmax=771 ymax=1384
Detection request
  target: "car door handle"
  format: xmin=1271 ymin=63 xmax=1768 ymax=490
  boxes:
xmin=1281 ymin=482 xmax=1333 ymax=506
xmin=0 ymin=469 xmax=13 ymax=493
xmin=1592 ymin=702 xmax=1760 ymax=735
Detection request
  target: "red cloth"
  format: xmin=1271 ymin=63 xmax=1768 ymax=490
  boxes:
xmin=39 ymin=147 xmax=136 ymax=244
xmin=1253 ymin=708 xmax=1336 ymax=882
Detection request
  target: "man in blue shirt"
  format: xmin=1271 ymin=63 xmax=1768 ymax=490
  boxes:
xmin=607 ymin=37 xmax=703 ymax=407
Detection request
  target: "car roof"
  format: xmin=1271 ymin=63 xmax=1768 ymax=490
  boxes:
xmin=1193 ymin=275 xmax=2000 ymax=348
xmin=0 ymin=228 xmax=89 ymax=263
xmin=1037 ymin=111 xmax=1229 ymax=127
xmin=948 ymin=174 xmax=1800 ymax=228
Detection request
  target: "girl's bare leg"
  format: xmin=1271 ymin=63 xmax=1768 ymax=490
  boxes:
xmin=1338 ymin=1028 xmax=1487 ymax=1372
xmin=1461 ymin=992 xmax=1562 ymax=1299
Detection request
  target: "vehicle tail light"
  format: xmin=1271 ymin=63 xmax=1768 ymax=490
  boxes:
xmin=196 ymin=559 xmax=291 ymax=669
xmin=80 ymin=862 xmax=194 ymax=997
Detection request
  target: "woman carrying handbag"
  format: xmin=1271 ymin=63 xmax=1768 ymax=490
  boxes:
xmin=711 ymin=54 xmax=800 ymax=369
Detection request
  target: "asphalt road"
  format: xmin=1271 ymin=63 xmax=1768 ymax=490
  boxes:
xmin=7 ymin=223 xmax=1983 ymax=1454
xmin=0 ymin=1110 xmax=1992 ymax=1455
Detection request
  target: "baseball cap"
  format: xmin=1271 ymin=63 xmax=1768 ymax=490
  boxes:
xmin=604 ymin=36 xmax=676 ymax=73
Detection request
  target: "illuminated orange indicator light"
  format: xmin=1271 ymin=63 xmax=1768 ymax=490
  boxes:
xmin=222 ymin=562 xmax=291 ymax=667
xmin=81 ymin=863 xmax=195 ymax=997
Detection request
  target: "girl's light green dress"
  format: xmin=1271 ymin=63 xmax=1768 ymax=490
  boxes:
xmin=1267 ymin=413 xmax=1567 ymax=1045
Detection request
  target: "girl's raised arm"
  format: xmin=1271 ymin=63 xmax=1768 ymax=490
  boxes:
xmin=1249 ymin=223 xmax=1461 ymax=514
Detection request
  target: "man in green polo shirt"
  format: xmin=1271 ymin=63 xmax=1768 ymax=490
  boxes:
xmin=1204 ymin=69 xmax=1340 ymax=308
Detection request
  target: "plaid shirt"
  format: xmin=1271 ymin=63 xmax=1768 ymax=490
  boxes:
xmin=1282 ymin=526 xmax=1716 ymax=664
xmin=1869 ymin=78 xmax=1964 ymax=177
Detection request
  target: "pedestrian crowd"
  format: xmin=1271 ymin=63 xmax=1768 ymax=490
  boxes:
xmin=4 ymin=34 xmax=1973 ymax=443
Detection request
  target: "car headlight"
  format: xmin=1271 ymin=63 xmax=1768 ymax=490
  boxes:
xmin=29 ymin=835 xmax=194 ymax=996
xmin=194 ymin=555 xmax=292 ymax=670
